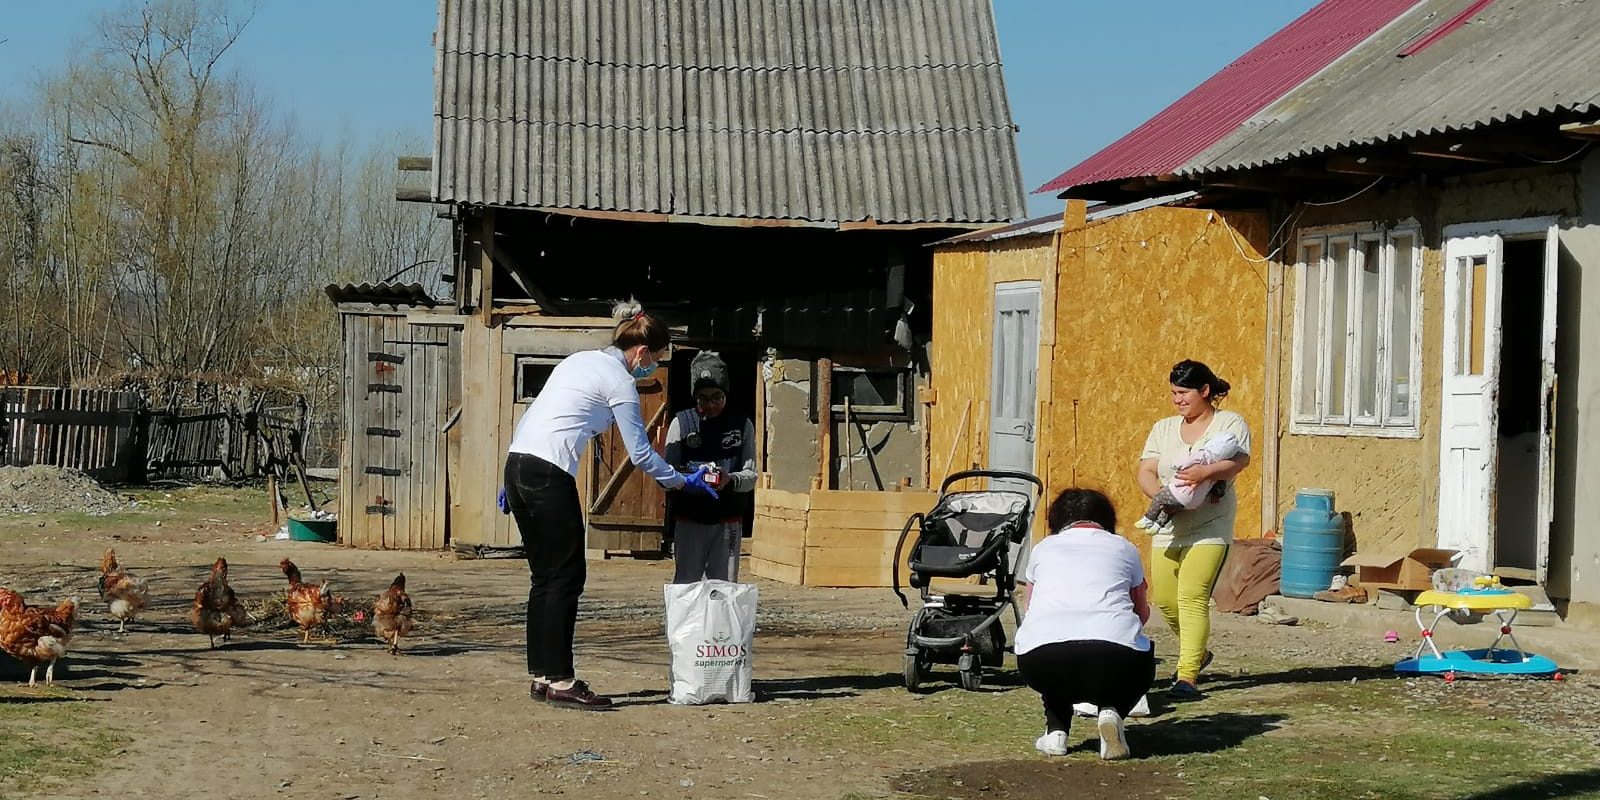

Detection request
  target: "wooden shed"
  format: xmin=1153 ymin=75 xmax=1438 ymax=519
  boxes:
xmin=327 ymin=284 xmax=460 ymax=549
xmin=928 ymin=197 xmax=1272 ymax=564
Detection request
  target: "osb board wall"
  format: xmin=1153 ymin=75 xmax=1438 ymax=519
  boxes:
xmin=1274 ymin=170 xmax=1580 ymax=559
xmin=1047 ymin=206 xmax=1270 ymax=567
xmin=926 ymin=234 xmax=1057 ymax=499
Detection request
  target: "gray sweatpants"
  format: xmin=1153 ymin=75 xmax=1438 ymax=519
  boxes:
xmin=672 ymin=519 xmax=743 ymax=583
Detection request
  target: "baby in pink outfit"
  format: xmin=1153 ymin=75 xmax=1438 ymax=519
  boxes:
xmin=1134 ymin=432 xmax=1242 ymax=535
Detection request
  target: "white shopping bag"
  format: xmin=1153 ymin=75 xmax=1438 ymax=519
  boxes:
xmin=664 ymin=579 xmax=758 ymax=705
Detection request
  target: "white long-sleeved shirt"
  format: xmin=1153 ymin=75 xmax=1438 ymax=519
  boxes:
xmin=507 ymin=348 xmax=685 ymax=489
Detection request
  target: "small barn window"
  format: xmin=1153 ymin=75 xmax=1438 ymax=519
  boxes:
xmin=516 ymin=357 xmax=560 ymax=402
xmin=812 ymin=364 xmax=912 ymax=422
xmin=1291 ymin=223 xmax=1422 ymax=437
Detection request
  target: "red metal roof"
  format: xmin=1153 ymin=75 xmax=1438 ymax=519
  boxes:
xmin=1036 ymin=0 xmax=1421 ymax=196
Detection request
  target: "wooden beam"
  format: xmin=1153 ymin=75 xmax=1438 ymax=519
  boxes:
xmin=477 ymin=209 xmax=495 ymax=324
xmin=397 ymin=156 xmax=432 ymax=171
xmin=1560 ymin=121 xmax=1600 ymax=138
xmin=489 ymin=237 xmax=562 ymax=313
xmin=1406 ymin=143 xmax=1503 ymax=164
xmin=1325 ymin=155 xmax=1417 ymax=176
xmin=816 ymin=358 xmax=833 ymax=490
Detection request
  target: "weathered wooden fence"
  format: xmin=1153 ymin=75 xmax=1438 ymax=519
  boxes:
xmin=0 ymin=386 xmax=335 ymax=485
xmin=0 ymin=387 xmax=143 ymax=483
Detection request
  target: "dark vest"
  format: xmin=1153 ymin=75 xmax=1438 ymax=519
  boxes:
xmin=673 ymin=410 xmax=749 ymax=524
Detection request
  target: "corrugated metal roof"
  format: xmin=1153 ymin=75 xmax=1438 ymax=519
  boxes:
xmin=1036 ymin=0 xmax=1420 ymax=195
xmin=1182 ymin=0 xmax=1600 ymax=175
xmin=325 ymin=283 xmax=441 ymax=307
xmin=431 ymin=0 xmax=1027 ymax=225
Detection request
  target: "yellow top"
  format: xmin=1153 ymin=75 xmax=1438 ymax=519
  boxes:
xmin=1414 ymin=590 xmax=1533 ymax=611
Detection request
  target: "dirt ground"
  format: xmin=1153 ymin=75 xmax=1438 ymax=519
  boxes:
xmin=3 ymin=485 xmax=1599 ymax=800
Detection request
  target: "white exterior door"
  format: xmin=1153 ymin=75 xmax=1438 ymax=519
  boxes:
xmin=1534 ymin=223 xmax=1560 ymax=583
xmin=990 ymin=282 xmax=1041 ymax=483
xmin=1438 ymin=234 xmax=1504 ymax=572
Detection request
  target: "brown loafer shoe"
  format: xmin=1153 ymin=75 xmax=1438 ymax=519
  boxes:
xmin=530 ymin=681 xmax=548 ymax=701
xmin=546 ymin=680 xmax=613 ymax=710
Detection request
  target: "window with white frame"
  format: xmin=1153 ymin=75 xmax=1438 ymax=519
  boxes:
xmin=1292 ymin=225 xmax=1421 ymax=435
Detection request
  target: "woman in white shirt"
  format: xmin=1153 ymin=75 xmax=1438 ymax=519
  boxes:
xmin=1015 ymin=488 xmax=1153 ymax=761
xmin=1135 ymin=359 xmax=1251 ymax=700
xmin=502 ymin=300 xmax=717 ymax=710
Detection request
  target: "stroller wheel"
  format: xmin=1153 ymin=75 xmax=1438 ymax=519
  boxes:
xmin=959 ymin=666 xmax=983 ymax=691
xmin=903 ymin=653 xmax=926 ymax=692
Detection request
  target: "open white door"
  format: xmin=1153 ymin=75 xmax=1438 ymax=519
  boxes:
xmin=1535 ymin=224 xmax=1559 ymax=583
xmin=1438 ymin=234 xmax=1504 ymax=572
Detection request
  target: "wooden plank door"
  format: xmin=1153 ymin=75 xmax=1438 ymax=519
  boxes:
xmin=585 ymin=367 xmax=671 ymax=552
xmin=1438 ymin=233 xmax=1503 ymax=572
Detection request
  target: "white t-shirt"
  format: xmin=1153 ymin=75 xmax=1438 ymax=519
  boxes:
xmin=1014 ymin=526 xmax=1151 ymax=655
xmin=507 ymin=348 xmax=684 ymax=489
xmin=1140 ymin=409 xmax=1252 ymax=548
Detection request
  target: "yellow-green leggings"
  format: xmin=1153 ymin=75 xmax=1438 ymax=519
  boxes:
xmin=1150 ymin=543 xmax=1229 ymax=684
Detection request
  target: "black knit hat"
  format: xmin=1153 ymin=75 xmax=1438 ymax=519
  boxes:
xmin=691 ymin=350 xmax=730 ymax=394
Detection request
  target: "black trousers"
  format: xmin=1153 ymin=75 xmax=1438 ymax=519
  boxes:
xmin=505 ymin=453 xmax=586 ymax=681
xmin=1017 ymin=640 xmax=1156 ymax=733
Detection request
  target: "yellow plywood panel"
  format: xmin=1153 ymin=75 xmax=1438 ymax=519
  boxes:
xmin=804 ymin=527 xmax=906 ymax=550
xmin=752 ymin=558 xmax=803 ymax=584
xmin=809 ymin=490 xmax=938 ymax=514
xmin=803 ymin=545 xmax=909 ymax=570
xmin=807 ymin=508 xmax=920 ymax=533
xmin=1047 ymin=206 xmax=1270 ymax=568
xmin=757 ymin=487 xmax=811 ymax=512
xmin=803 ymin=565 xmax=897 ymax=588
xmin=751 ymin=539 xmax=805 ymax=567
xmin=752 ymin=522 xmax=807 ymax=551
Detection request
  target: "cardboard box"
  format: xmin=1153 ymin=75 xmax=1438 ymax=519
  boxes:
xmin=1341 ymin=548 xmax=1458 ymax=591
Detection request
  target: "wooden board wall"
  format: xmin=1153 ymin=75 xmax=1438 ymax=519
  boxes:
xmin=750 ymin=487 xmax=937 ymax=588
xmin=453 ymin=319 xmax=518 ymax=547
xmin=339 ymin=312 xmax=457 ymax=550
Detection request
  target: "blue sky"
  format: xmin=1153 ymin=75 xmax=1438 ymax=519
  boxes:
xmin=0 ymin=0 xmax=1318 ymax=218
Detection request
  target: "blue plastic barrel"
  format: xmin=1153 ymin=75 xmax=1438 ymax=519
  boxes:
xmin=1280 ymin=489 xmax=1344 ymax=598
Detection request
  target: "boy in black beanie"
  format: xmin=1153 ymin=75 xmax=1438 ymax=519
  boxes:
xmin=665 ymin=351 xmax=757 ymax=582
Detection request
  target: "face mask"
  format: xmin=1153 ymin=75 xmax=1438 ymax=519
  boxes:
xmin=631 ymin=355 xmax=656 ymax=379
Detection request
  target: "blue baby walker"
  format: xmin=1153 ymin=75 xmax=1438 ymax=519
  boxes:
xmin=1394 ymin=569 xmax=1559 ymax=678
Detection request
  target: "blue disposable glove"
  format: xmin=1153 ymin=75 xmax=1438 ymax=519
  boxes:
xmin=681 ymin=465 xmax=720 ymax=500
xmin=496 ymin=486 xmax=510 ymax=514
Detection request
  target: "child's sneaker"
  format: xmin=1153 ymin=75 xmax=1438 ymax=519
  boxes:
xmin=1097 ymin=709 xmax=1130 ymax=760
xmin=1134 ymin=517 xmax=1156 ymax=531
xmin=1157 ymin=521 xmax=1177 ymax=535
xmin=1034 ymin=730 xmax=1069 ymax=756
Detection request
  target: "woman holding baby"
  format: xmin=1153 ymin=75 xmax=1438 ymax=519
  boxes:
xmin=1135 ymin=359 xmax=1250 ymax=700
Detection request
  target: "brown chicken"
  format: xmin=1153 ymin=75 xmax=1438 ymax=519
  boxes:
xmin=372 ymin=573 xmax=414 ymax=655
xmin=0 ymin=589 xmax=79 ymax=686
xmin=191 ymin=557 xmax=249 ymax=648
xmin=98 ymin=549 xmax=150 ymax=634
xmin=280 ymin=559 xmax=332 ymax=644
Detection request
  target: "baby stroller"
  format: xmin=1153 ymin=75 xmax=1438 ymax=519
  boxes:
xmin=892 ymin=469 xmax=1043 ymax=691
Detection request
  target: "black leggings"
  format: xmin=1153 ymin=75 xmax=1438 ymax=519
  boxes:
xmin=505 ymin=453 xmax=586 ymax=681
xmin=1017 ymin=640 xmax=1156 ymax=733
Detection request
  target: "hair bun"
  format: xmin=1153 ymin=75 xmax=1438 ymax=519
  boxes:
xmin=610 ymin=297 xmax=644 ymax=322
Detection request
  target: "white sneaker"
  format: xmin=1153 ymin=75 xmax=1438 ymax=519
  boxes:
xmin=1097 ymin=709 xmax=1130 ymax=760
xmin=1034 ymin=730 xmax=1069 ymax=756
xmin=1074 ymin=695 xmax=1150 ymax=719
xmin=1134 ymin=517 xmax=1155 ymax=531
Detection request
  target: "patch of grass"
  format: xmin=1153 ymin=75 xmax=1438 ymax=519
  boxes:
xmin=0 ymin=689 xmax=125 ymax=800
xmin=796 ymin=660 xmax=1600 ymax=800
